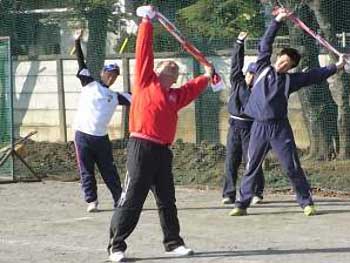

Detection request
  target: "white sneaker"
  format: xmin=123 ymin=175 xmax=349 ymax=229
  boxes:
xmin=166 ymin=245 xmax=194 ymax=256
xmin=86 ymin=200 xmax=99 ymax=213
xmin=222 ymin=197 xmax=234 ymax=205
xmin=251 ymin=196 xmax=263 ymax=205
xmin=108 ymin=251 xmax=125 ymax=262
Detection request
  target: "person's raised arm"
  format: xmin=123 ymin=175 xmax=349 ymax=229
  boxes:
xmin=74 ymin=29 xmax=94 ymax=87
xmin=255 ymin=9 xmax=289 ymax=72
xmin=230 ymin=32 xmax=248 ymax=86
xmin=172 ymin=65 xmax=212 ymax=110
xmin=74 ymin=29 xmax=86 ymax=70
xmin=134 ymin=6 xmax=157 ymax=90
xmin=289 ymin=55 xmax=346 ymax=93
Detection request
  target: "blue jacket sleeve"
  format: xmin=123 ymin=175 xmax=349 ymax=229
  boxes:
xmin=228 ymin=39 xmax=247 ymax=116
xmin=256 ymin=19 xmax=282 ymax=73
xmin=288 ymin=64 xmax=337 ymax=93
xmin=230 ymin=40 xmax=245 ymax=86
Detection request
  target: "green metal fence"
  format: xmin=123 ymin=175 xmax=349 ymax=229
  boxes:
xmin=0 ymin=37 xmax=13 ymax=180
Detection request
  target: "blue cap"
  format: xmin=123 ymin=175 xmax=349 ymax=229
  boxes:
xmin=247 ymin=63 xmax=257 ymax=74
xmin=103 ymin=63 xmax=120 ymax=74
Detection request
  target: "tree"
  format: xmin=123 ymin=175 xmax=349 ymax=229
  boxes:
xmin=178 ymin=0 xmax=264 ymax=40
xmin=287 ymin=0 xmax=350 ymax=160
xmin=175 ymin=0 xmax=265 ymax=144
xmin=61 ymin=0 xmax=128 ymax=78
xmin=285 ymin=3 xmax=338 ymax=160
xmin=0 ymin=1 xmax=130 ymax=78
xmin=128 ymin=0 xmax=198 ymax=52
xmin=307 ymin=0 xmax=350 ymax=160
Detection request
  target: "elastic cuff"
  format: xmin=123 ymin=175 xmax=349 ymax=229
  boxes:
xmin=329 ymin=63 xmax=338 ymax=73
xmin=203 ymin=74 xmax=212 ymax=82
xmin=235 ymin=201 xmax=248 ymax=209
xmin=275 ymin=17 xmax=282 ymax=23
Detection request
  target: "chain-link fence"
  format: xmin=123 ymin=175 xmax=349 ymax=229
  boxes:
xmin=0 ymin=37 xmax=13 ymax=180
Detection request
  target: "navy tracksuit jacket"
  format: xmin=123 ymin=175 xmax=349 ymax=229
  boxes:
xmin=223 ymin=38 xmax=265 ymax=201
xmin=236 ymin=19 xmax=337 ymax=209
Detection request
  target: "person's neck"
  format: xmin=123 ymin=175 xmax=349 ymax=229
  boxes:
xmin=99 ymin=80 xmax=110 ymax=88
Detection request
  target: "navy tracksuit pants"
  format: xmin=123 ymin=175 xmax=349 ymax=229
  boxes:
xmin=223 ymin=118 xmax=265 ymax=201
xmin=74 ymin=130 xmax=122 ymax=206
xmin=108 ymin=137 xmax=184 ymax=253
xmin=237 ymin=119 xmax=313 ymax=209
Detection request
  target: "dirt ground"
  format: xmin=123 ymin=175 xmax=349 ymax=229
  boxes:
xmin=13 ymin=140 xmax=350 ymax=193
xmin=1 ymin=181 xmax=350 ymax=263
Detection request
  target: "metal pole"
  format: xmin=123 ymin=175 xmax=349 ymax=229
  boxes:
xmin=8 ymin=37 xmax=15 ymax=180
xmin=57 ymin=59 xmax=68 ymax=142
xmin=121 ymin=56 xmax=130 ymax=139
xmin=193 ymin=59 xmax=202 ymax=144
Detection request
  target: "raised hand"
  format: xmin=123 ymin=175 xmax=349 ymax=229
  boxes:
xmin=273 ymin=7 xmax=292 ymax=22
xmin=136 ymin=5 xmax=156 ymax=20
xmin=74 ymin=29 xmax=83 ymax=41
xmin=336 ymin=54 xmax=346 ymax=70
xmin=238 ymin=32 xmax=249 ymax=41
xmin=204 ymin=64 xmax=214 ymax=80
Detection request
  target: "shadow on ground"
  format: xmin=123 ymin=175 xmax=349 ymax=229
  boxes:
xmin=122 ymin=247 xmax=350 ymax=262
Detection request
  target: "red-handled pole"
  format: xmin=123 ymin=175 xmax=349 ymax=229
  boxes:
xmin=155 ymin=11 xmax=225 ymax=91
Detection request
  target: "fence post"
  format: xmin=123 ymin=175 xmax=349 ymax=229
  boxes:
xmin=56 ymin=58 xmax=67 ymax=142
xmin=121 ymin=56 xmax=131 ymax=139
xmin=193 ymin=59 xmax=202 ymax=144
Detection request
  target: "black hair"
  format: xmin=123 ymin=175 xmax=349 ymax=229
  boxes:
xmin=279 ymin=48 xmax=301 ymax=68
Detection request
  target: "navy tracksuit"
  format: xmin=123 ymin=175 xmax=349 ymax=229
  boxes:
xmin=75 ymin=131 xmax=122 ymax=205
xmin=223 ymin=38 xmax=265 ymax=201
xmin=236 ymin=19 xmax=338 ymax=209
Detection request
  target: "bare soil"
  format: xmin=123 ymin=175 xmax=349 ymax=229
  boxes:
xmin=14 ymin=139 xmax=350 ymax=195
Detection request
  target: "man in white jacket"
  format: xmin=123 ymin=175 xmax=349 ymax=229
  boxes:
xmin=73 ymin=29 xmax=131 ymax=213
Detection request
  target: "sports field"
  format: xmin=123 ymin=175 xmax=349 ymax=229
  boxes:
xmin=1 ymin=181 xmax=350 ymax=263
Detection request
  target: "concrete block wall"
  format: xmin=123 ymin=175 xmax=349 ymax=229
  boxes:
xmin=12 ymin=53 xmax=334 ymax=149
xmin=12 ymin=56 xmax=199 ymax=143
xmin=13 ymin=60 xmax=61 ymax=141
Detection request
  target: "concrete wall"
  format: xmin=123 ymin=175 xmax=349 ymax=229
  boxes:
xmin=12 ymin=54 xmax=333 ymax=148
xmin=13 ymin=56 xmax=197 ymax=143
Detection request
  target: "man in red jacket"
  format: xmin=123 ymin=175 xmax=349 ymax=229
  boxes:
xmin=107 ymin=6 xmax=213 ymax=262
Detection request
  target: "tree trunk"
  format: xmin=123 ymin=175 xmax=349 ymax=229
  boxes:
xmin=309 ymin=0 xmax=350 ymax=159
xmin=289 ymin=3 xmax=338 ymax=160
xmin=86 ymin=6 xmax=108 ymax=79
xmin=337 ymin=74 xmax=350 ymax=159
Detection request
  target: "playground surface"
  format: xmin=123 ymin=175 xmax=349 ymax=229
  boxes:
xmin=0 ymin=181 xmax=350 ymax=263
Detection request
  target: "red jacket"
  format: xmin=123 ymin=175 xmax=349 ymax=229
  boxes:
xmin=129 ymin=19 xmax=209 ymax=145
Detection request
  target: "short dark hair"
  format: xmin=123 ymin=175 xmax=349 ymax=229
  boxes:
xmin=279 ymin=48 xmax=301 ymax=68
